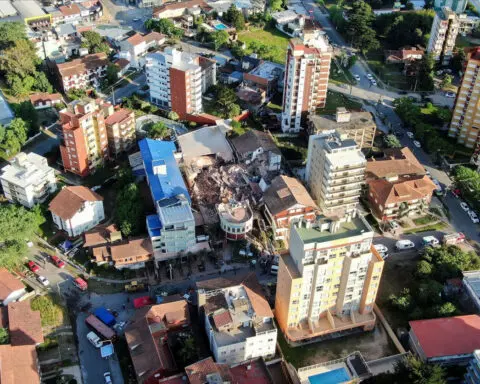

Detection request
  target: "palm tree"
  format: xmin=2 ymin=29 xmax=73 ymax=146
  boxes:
xmin=147 ymin=122 xmax=170 ymax=140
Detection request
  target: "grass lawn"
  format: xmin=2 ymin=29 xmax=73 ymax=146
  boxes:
xmin=87 ymin=279 xmax=125 ymax=294
xmin=455 ymin=34 xmax=477 ymax=48
xmin=317 ymin=91 xmax=362 ymax=115
xmin=31 ymin=294 xmax=66 ymax=329
xmin=272 ymin=135 xmax=308 ymax=162
xmin=238 ymin=26 xmax=289 ymax=64
xmin=266 ymin=102 xmax=282 ymax=112
xmin=403 ymin=222 xmax=446 ymax=234
xmin=412 ymin=215 xmax=437 ymax=226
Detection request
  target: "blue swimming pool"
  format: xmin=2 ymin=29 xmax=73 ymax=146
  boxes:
xmin=308 ymin=368 xmax=350 ymax=384
xmin=214 ymin=23 xmax=228 ymax=30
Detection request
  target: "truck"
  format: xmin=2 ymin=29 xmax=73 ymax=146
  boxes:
xmin=94 ymin=307 xmax=116 ymax=327
xmin=442 ymin=232 xmax=465 ymax=245
xmin=85 ymin=315 xmax=116 ymax=341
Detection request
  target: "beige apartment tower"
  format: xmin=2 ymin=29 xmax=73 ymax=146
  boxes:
xmin=274 ymin=214 xmax=384 ymax=344
xmin=449 ymin=49 xmax=480 ymax=157
xmin=281 ymin=30 xmax=332 ymax=132
xmin=427 ymin=7 xmax=459 ymax=65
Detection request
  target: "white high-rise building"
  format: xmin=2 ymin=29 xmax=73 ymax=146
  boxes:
xmin=145 ymin=48 xmax=216 ymax=120
xmin=305 ymin=131 xmax=366 ymax=216
xmin=0 ymin=152 xmax=57 ymax=208
xmin=427 ymin=7 xmax=460 ymax=65
xmin=281 ymin=30 xmax=332 ymax=132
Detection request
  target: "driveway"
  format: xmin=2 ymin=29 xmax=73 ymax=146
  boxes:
xmin=106 ymin=73 xmax=147 ymax=105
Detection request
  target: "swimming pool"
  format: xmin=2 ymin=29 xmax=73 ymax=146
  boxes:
xmin=308 ymin=367 xmax=351 ymax=384
xmin=214 ymin=23 xmax=228 ymax=30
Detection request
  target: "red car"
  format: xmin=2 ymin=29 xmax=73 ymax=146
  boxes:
xmin=452 ymin=189 xmax=461 ymax=198
xmin=27 ymin=261 xmax=40 ymax=273
xmin=51 ymin=255 xmax=65 ymax=268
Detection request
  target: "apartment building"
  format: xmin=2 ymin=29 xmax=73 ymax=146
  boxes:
xmin=217 ymin=200 xmax=254 ymax=241
xmin=0 ymin=152 xmax=57 ymax=208
xmin=139 ymin=139 xmax=197 ymax=264
xmin=275 ymin=214 xmax=384 ymax=344
xmin=118 ymin=31 xmax=165 ymax=68
xmin=104 ymin=108 xmax=136 ymax=156
xmin=434 ymin=0 xmax=467 ymax=13
xmin=305 ymin=131 xmax=366 ymax=217
xmin=465 ymin=350 xmax=480 ymax=384
xmin=145 ymin=48 xmax=216 ymax=119
xmin=197 ymin=274 xmax=277 ymax=365
xmin=308 ymin=108 xmax=377 ymax=149
xmin=449 ymin=48 xmax=480 ymax=155
xmin=263 ymin=175 xmax=317 ymax=242
xmin=427 ymin=7 xmax=459 ymax=64
xmin=59 ymin=98 xmax=110 ymax=176
xmin=55 ymin=52 xmax=109 ymax=92
xmin=281 ymin=30 xmax=332 ymax=132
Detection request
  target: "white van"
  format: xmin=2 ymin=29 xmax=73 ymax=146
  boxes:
xmin=87 ymin=331 xmax=102 ymax=348
xmin=395 ymin=240 xmax=415 ymax=251
xmin=270 ymin=265 xmax=279 ymax=275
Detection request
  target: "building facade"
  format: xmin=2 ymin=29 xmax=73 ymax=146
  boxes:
xmin=305 ymin=131 xmax=366 ymax=217
xmin=217 ymin=200 xmax=254 ymax=241
xmin=465 ymin=350 xmax=480 ymax=384
xmin=197 ymin=274 xmax=277 ymax=365
xmin=104 ymin=108 xmax=136 ymax=156
xmin=145 ymin=48 xmax=216 ymax=120
xmin=434 ymin=0 xmax=467 ymax=13
xmin=49 ymin=186 xmax=105 ymax=237
xmin=281 ymin=30 xmax=332 ymax=132
xmin=0 ymin=152 xmax=57 ymax=208
xmin=59 ymin=98 xmax=110 ymax=176
xmin=55 ymin=52 xmax=109 ymax=92
xmin=427 ymin=7 xmax=459 ymax=65
xmin=140 ymin=139 xmax=197 ymax=264
xmin=449 ymin=49 xmax=480 ymax=156
xmin=275 ymin=214 xmax=384 ymax=344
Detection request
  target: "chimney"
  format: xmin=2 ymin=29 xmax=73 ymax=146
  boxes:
xmin=336 ymin=107 xmax=351 ymax=123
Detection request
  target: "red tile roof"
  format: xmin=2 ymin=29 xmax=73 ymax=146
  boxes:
xmin=0 ymin=344 xmax=40 ymax=384
xmin=114 ymin=58 xmax=130 ymax=70
xmin=0 ymin=269 xmax=24 ymax=301
xmin=49 ymin=186 xmax=103 ymax=220
xmin=368 ymin=175 xmax=436 ymax=206
xmin=110 ymin=237 xmax=152 ymax=263
xmin=366 ymin=147 xmax=425 ymax=180
xmin=185 ymin=357 xmax=233 ymax=384
xmin=59 ymin=4 xmax=81 ymax=16
xmin=410 ymin=315 xmax=480 ymax=358
xmin=126 ymin=33 xmax=145 ymax=46
xmin=104 ymin=108 xmax=133 ymax=126
xmin=231 ymin=359 xmax=273 ymax=384
xmin=29 ymin=93 xmax=62 ymax=105
xmin=84 ymin=224 xmax=120 ymax=247
xmin=8 ymin=301 xmax=43 ymax=346
xmin=57 ymin=53 xmax=109 ymax=79
xmin=212 ymin=309 xmax=233 ymax=329
xmin=144 ymin=32 xmax=165 ymax=44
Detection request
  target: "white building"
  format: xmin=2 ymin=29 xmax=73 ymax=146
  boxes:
xmin=145 ymin=48 xmax=216 ymax=119
xmin=281 ymin=30 xmax=332 ymax=132
xmin=118 ymin=32 xmax=165 ymax=68
xmin=49 ymin=186 xmax=105 ymax=237
xmin=140 ymin=139 xmax=198 ymax=264
xmin=217 ymin=200 xmax=253 ymax=241
xmin=305 ymin=130 xmax=366 ymax=216
xmin=427 ymin=7 xmax=459 ymax=65
xmin=197 ymin=274 xmax=277 ymax=366
xmin=0 ymin=152 xmax=57 ymax=208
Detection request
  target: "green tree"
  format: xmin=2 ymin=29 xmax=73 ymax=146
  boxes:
xmin=384 ymin=134 xmax=402 ymax=148
xmin=435 ymin=301 xmax=456 ymax=317
xmin=12 ymin=101 xmax=39 ymax=133
xmin=33 ymin=72 xmax=53 ymax=93
xmin=81 ymin=31 xmax=110 ymax=54
xmin=147 ymin=121 xmax=170 ymax=140
xmin=0 ymin=39 xmax=40 ymax=79
xmin=345 ymin=1 xmax=379 ymax=53
xmin=0 ymin=22 xmax=27 ymax=50
xmin=452 ymin=48 xmax=466 ymax=73
xmin=115 ymin=183 xmax=144 ymax=236
xmin=105 ymin=63 xmax=119 ymax=85
xmin=269 ymin=0 xmax=283 ymax=11
xmin=178 ymin=336 xmax=197 ymax=366
xmin=416 ymin=52 xmax=435 ymax=91
xmin=0 ymin=328 xmax=9 ymax=344
xmin=0 ymin=118 xmax=29 ymax=160
xmin=225 ymin=5 xmax=245 ymax=30
xmin=210 ymin=30 xmax=229 ymax=50
xmin=440 ymin=74 xmax=452 ymax=89
xmin=145 ymin=19 xmax=184 ymax=38
xmin=167 ymin=111 xmax=179 ymax=121
xmin=389 ymin=288 xmax=413 ymax=311
xmin=215 ymin=85 xmax=239 ymax=118
xmin=416 ymin=259 xmax=433 ymax=277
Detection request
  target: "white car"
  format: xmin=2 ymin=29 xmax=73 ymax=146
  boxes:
xmin=406 ymin=131 xmax=414 ymax=138
xmin=389 ymin=220 xmax=400 ymax=230
xmin=37 ymin=276 xmax=50 ymax=286
xmin=395 ymin=239 xmax=415 ymax=250
xmin=469 ymin=210 xmax=479 ymax=223
xmin=366 ymin=73 xmax=373 ymax=80
xmin=353 ymin=74 xmax=360 ymax=81
xmin=104 ymin=372 xmax=112 ymax=384
xmin=370 ymin=79 xmax=377 ymax=86
xmin=374 ymin=244 xmax=388 ymax=254
xmin=86 ymin=331 xmax=103 ymax=348
xmin=413 ymin=140 xmax=421 ymax=148
xmin=422 ymin=236 xmax=439 ymax=246
xmin=460 ymin=202 xmax=470 ymax=211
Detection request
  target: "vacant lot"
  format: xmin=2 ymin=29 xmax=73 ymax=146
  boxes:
xmin=238 ymin=26 xmax=289 ymax=64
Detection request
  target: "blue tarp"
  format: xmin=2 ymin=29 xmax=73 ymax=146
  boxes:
xmin=94 ymin=307 xmax=116 ymax=327
xmin=100 ymin=343 xmax=114 ymax=358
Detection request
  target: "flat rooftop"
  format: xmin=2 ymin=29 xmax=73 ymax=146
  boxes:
xmin=294 ymin=215 xmax=372 ymax=245
xmin=310 ymin=112 xmax=375 ymax=132
xmin=249 ymin=61 xmax=284 ymax=80
xmin=463 ymin=271 xmax=480 ymax=298
xmin=217 ymin=201 xmax=252 ymax=224
xmin=12 ymin=0 xmax=46 ymax=19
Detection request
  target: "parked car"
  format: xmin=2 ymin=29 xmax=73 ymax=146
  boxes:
xmin=422 ymin=236 xmax=439 ymax=246
xmin=86 ymin=331 xmax=103 ymax=348
xmin=73 ymin=277 xmax=88 ymax=291
xmin=50 ymin=255 xmax=65 ymax=268
xmin=395 ymin=240 xmax=415 ymax=250
xmin=371 ymin=79 xmax=377 ymax=86
xmin=445 ymin=91 xmax=456 ymax=98
xmin=353 ymin=74 xmax=360 ymax=81
xmin=37 ymin=276 xmax=49 ymax=286
xmin=374 ymin=244 xmax=388 ymax=254
xmin=469 ymin=210 xmax=479 ymax=223
xmin=413 ymin=140 xmax=421 ymax=148
xmin=366 ymin=73 xmax=373 ymax=80
xmin=104 ymin=372 xmax=112 ymax=384
xmin=460 ymin=202 xmax=470 ymax=211
xmin=389 ymin=221 xmax=400 ymax=230
xmin=406 ymin=131 xmax=414 ymax=138
xmin=452 ymin=188 xmax=461 ymax=198
xmin=27 ymin=261 xmax=40 ymax=273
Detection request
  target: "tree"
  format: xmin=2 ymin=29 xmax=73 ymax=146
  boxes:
xmin=440 ymin=74 xmax=452 ymax=89
xmin=177 ymin=336 xmax=197 ymax=366
xmin=416 ymin=52 xmax=435 ymax=91
xmin=269 ymin=0 xmax=283 ymax=11
xmin=81 ymin=31 xmax=110 ymax=54
xmin=452 ymin=48 xmax=466 ymax=74
xmin=145 ymin=19 xmax=184 ymax=38
xmin=345 ymin=1 xmax=379 ymax=53
xmin=210 ymin=30 xmax=229 ymax=50
xmin=384 ymin=134 xmax=402 ymax=148
xmin=147 ymin=121 xmax=170 ymax=140
xmin=416 ymin=259 xmax=433 ymax=277
xmin=0 ymin=328 xmax=9 ymax=345
xmin=167 ymin=111 xmax=179 ymax=121
xmin=0 ymin=22 xmax=27 ymax=50
xmin=389 ymin=288 xmax=413 ymax=311
xmin=12 ymin=101 xmax=39 ymax=133
xmin=0 ymin=118 xmax=29 ymax=160
xmin=0 ymin=39 xmax=40 ymax=79
xmin=33 ymin=72 xmax=53 ymax=93
xmin=115 ymin=183 xmax=144 ymax=236
xmin=225 ymin=5 xmax=245 ymax=30
xmin=105 ymin=63 xmax=119 ymax=86
xmin=435 ymin=301 xmax=456 ymax=317
xmin=215 ymin=85 xmax=238 ymax=116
